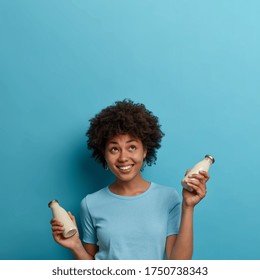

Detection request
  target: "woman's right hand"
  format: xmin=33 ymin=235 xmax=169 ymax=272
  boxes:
xmin=50 ymin=212 xmax=81 ymax=249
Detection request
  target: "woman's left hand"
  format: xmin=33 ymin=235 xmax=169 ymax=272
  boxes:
xmin=182 ymin=170 xmax=210 ymax=208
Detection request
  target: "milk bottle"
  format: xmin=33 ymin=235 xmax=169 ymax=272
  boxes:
xmin=48 ymin=200 xmax=77 ymax=238
xmin=181 ymin=155 xmax=215 ymax=192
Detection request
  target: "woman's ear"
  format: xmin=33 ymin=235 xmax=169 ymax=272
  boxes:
xmin=143 ymin=148 xmax=147 ymax=159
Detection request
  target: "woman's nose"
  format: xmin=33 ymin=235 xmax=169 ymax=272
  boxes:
xmin=118 ymin=150 xmax=128 ymax=162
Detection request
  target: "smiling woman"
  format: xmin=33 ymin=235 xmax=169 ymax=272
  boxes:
xmin=50 ymin=99 xmax=210 ymax=260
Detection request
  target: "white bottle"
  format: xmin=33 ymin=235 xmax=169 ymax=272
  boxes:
xmin=48 ymin=200 xmax=77 ymax=238
xmin=181 ymin=154 xmax=215 ymax=192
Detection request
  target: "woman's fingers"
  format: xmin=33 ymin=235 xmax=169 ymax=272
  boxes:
xmin=50 ymin=218 xmax=65 ymax=236
xmin=198 ymin=170 xmax=210 ymax=182
xmin=68 ymin=211 xmax=75 ymax=221
xmin=50 ymin=218 xmax=61 ymax=225
xmin=50 ymin=212 xmax=77 ymax=236
xmin=186 ymin=178 xmax=207 ymax=197
xmin=187 ymin=171 xmax=209 ymax=186
xmin=52 ymin=225 xmax=64 ymax=231
xmin=186 ymin=183 xmax=206 ymax=198
xmin=184 ymin=169 xmax=191 ymax=176
xmin=68 ymin=211 xmax=78 ymax=227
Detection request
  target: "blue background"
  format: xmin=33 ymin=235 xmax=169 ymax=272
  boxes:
xmin=1 ymin=0 xmax=259 ymax=260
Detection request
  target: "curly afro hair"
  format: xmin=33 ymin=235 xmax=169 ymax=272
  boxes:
xmin=86 ymin=99 xmax=164 ymax=168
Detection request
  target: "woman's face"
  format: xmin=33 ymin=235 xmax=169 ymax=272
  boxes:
xmin=104 ymin=134 xmax=147 ymax=183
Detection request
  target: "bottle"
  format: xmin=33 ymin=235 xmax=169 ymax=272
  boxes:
xmin=48 ymin=200 xmax=77 ymax=238
xmin=181 ymin=154 xmax=215 ymax=192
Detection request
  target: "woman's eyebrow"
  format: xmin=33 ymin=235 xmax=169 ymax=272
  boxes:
xmin=108 ymin=139 xmax=138 ymax=145
xmin=127 ymin=139 xmax=138 ymax=143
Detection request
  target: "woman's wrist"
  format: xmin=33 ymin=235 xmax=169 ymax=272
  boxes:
xmin=70 ymin=238 xmax=84 ymax=251
xmin=182 ymin=202 xmax=195 ymax=213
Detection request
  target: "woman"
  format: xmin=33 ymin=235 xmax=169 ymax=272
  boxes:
xmin=51 ymin=99 xmax=209 ymax=260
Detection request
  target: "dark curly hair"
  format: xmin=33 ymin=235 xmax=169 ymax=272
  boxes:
xmin=86 ymin=99 xmax=164 ymax=168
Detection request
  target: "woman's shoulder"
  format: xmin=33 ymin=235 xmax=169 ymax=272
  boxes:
xmin=81 ymin=186 xmax=108 ymax=205
xmin=152 ymin=182 xmax=180 ymax=198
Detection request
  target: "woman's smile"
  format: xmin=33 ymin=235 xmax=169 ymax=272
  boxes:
xmin=117 ymin=164 xmax=134 ymax=171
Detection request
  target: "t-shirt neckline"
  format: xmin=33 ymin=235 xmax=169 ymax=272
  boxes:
xmin=105 ymin=182 xmax=154 ymax=200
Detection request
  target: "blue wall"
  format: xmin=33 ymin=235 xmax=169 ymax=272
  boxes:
xmin=1 ymin=0 xmax=260 ymax=260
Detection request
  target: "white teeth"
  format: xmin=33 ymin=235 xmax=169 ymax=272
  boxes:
xmin=118 ymin=165 xmax=132 ymax=170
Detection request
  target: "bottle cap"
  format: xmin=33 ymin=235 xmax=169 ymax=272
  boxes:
xmin=205 ymin=155 xmax=215 ymax=164
xmin=48 ymin=200 xmax=59 ymax=208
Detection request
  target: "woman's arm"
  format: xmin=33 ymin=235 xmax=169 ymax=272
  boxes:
xmin=167 ymin=170 xmax=209 ymax=260
xmin=167 ymin=204 xmax=194 ymax=259
xmin=70 ymin=241 xmax=97 ymax=260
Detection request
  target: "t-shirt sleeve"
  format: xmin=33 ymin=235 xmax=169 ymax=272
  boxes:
xmin=167 ymin=190 xmax=181 ymax=236
xmin=80 ymin=196 xmax=98 ymax=244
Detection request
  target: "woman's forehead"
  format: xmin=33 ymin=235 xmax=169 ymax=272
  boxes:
xmin=107 ymin=134 xmax=141 ymax=144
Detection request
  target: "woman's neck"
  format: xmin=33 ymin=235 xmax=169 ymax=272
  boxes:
xmin=109 ymin=175 xmax=150 ymax=196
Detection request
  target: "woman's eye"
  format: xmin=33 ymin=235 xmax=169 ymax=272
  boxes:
xmin=111 ymin=147 xmax=118 ymax=153
xmin=129 ymin=145 xmax=136 ymax=151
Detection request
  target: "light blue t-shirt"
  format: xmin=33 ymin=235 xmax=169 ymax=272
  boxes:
xmin=80 ymin=182 xmax=181 ymax=260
